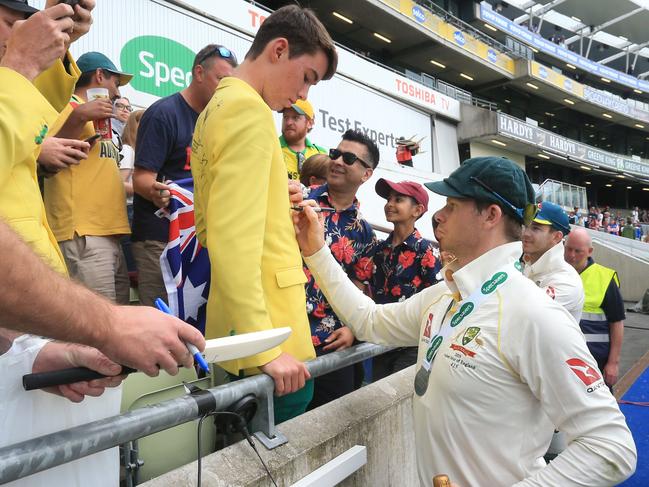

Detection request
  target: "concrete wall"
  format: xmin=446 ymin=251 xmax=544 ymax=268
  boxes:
xmin=469 ymin=141 xmax=526 ymax=169
xmin=143 ymin=367 xmax=418 ymax=487
xmin=592 ymin=241 xmax=649 ymax=302
xmin=457 ymin=104 xmax=497 ymax=142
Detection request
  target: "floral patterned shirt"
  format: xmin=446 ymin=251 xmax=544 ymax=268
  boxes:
xmin=304 ymin=184 xmax=376 ymax=348
xmin=354 ymin=229 xmax=441 ymax=304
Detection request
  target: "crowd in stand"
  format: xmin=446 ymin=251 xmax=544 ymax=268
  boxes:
xmin=0 ymin=1 xmax=640 ymax=486
xmin=569 ymin=205 xmax=649 ymax=241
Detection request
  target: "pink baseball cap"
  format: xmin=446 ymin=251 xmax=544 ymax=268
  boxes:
xmin=375 ymin=178 xmax=429 ymax=211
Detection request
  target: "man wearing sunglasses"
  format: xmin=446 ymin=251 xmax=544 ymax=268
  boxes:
xmin=304 ymin=129 xmax=379 ymax=409
xmin=132 ymin=44 xmax=237 ymax=307
xmin=293 ymin=156 xmax=635 ymax=486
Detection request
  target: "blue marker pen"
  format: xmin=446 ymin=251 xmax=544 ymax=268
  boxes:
xmin=154 ymin=298 xmax=210 ymax=374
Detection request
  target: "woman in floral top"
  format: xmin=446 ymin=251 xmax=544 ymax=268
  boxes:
xmin=355 ymin=179 xmax=441 ymax=381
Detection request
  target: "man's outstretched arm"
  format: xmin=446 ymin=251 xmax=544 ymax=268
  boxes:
xmin=0 ymin=217 xmax=205 ymax=377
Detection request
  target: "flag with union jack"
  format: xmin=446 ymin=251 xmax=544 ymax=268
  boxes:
xmin=158 ymin=178 xmax=210 ymax=334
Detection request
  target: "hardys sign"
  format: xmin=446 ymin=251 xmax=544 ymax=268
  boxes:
xmin=497 ymin=114 xmax=649 ymax=177
xmin=121 ymin=36 xmax=196 ymax=97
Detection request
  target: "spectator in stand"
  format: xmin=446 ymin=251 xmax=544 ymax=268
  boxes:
xmin=621 ymin=218 xmax=635 ymax=239
xmin=565 ymin=228 xmax=626 ymax=389
xmin=631 ymin=206 xmax=639 ymax=224
xmin=354 ymin=179 xmax=441 ymax=381
xmin=304 ymin=130 xmax=378 ymax=409
xmin=607 ymin=217 xmax=620 ymax=235
xmin=111 ymin=96 xmax=130 ymax=137
xmin=191 ymin=5 xmax=338 ymax=422
xmin=118 ymin=109 xmax=145 ymax=277
xmin=132 ymin=44 xmax=236 ymax=306
xmin=280 ymin=98 xmax=327 ymax=181
xmin=568 ymin=210 xmax=577 ymax=225
xmin=44 ymin=52 xmax=132 ymax=304
xmin=299 ymin=153 xmax=329 ymax=188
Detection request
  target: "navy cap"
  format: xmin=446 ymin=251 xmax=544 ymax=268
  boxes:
xmin=534 ymin=201 xmax=571 ymax=235
xmin=76 ymin=52 xmax=133 ymax=86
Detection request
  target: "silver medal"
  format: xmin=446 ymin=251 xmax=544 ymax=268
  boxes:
xmin=414 ymin=366 xmax=430 ymax=396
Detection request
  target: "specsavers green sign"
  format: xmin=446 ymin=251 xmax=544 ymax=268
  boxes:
xmin=121 ymin=36 xmax=196 ymax=97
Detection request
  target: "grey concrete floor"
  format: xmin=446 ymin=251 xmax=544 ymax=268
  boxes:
xmin=619 ymin=305 xmax=649 ymax=380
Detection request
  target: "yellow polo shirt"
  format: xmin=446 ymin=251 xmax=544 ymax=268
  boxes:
xmin=44 ymin=95 xmax=130 ymax=242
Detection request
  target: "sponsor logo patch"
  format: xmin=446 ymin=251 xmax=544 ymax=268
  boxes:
xmin=566 ymin=358 xmax=601 ymax=386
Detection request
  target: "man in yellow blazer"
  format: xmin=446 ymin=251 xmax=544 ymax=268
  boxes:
xmin=192 ymin=5 xmax=338 ymax=422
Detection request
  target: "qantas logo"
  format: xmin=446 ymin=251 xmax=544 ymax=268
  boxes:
xmin=566 ymin=358 xmax=601 ymax=386
xmin=546 ymin=286 xmax=556 ymax=300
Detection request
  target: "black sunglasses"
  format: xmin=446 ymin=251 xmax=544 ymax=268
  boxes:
xmin=469 ymin=176 xmax=538 ymax=225
xmin=329 ymin=148 xmax=372 ymax=169
xmin=196 ymin=45 xmax=237 ymax=67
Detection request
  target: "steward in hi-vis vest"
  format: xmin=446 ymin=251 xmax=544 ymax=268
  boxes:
xmin=565 ymin=227 xmax=626 ymax=388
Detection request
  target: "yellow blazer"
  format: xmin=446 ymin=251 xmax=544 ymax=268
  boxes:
xmin=0 ymin=57 xmax=79 ymax=275
xmin=192 ymin=78 xmax=315 ymax=375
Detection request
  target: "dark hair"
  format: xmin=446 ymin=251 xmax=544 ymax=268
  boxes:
xmin=192 ymin=44 xmax=238 ymax=74
xmin=246 ymin=5 xmax=337 ymax=80
xmin=474 ymin=200 xmax=522 ymax=242
xmin=76 ymin=68 xmax=116 ymax=89
xmin=341 ymin=129 xmax=380 ymax=169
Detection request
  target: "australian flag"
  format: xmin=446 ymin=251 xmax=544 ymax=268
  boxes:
xmin=158 ymin=178 xmax=210 ymax=334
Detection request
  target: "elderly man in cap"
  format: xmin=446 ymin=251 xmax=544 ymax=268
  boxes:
xmin=44 ymin=52 xmax=133 ymax=302
xmin=280 ymin=98 xmax=327 ymax=180
xmin=293 ymin=156 xmax=635 ymax=486
xmin=522 ymin=201 xmax=583 ymax=321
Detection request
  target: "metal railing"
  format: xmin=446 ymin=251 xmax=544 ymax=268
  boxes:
xmin=0 ymin=343 xmax=392 ymax=485
xmin=537 ymin=179 xmax=588 ymax=211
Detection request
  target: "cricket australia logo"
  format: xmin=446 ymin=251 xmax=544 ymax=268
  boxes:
xmin=450 ymin=326 xmax=484 ymax=358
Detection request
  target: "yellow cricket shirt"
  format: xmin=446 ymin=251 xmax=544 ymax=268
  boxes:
xmin=279 ymin=135 xmax=327 ymax=181
xmin=192 ymin=77 xmax=315 ymax=375
xmin=44 ymin=95 xmax=130 ymax=242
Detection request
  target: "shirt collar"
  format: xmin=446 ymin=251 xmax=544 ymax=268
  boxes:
xmin=523 ymin=241 xmax=566 ymax=279
xmin=442 ymin=241 xmax=523 ymax=301
xmin=386 ymin=229 xmax=420 ymax=249
xmin=279 ymin=135 xmax=316 ymax=152
xmin=308 ymin=184 xmax=359 ymax=212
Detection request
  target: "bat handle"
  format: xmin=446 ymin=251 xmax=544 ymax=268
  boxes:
xmin=22 ymin=366 xmax=137 ymax=391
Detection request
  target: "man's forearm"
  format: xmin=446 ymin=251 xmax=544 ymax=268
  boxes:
xmin=608 ymin=321 xmax=624 ymax=365
xmin=0 ymin=218 xmax=112 ymax=348
xmin=132 ymin=168 xmax=157 ymax=201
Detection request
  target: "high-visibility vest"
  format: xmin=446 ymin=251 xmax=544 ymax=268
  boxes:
xmin=579 ymin=263 xmax=618 ymax=360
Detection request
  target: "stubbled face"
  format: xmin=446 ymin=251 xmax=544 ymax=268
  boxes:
xmin=434 ymin=198 xmax=482 ymax=258
xmin=384 ymin=190 xmax=421 ymax=224
xmin=0 ymin=6 xmax=26 ymax=61
xmin=522 ymin=222 xmax=558 ymax=259
xmin=263 ymin=45 xmax=329 ymax=112
xmin=282 ymin=108 xmax=311 ymax=145
xmin=564 ymin=235 xmax=592 ymax=271
xmin=326 ymin=139 xmax=372 ymax=193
